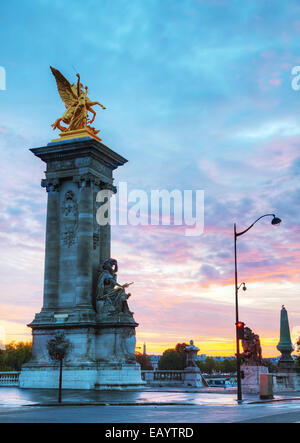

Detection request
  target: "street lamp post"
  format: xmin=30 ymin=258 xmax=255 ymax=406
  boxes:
xmin=47 ymin=333 xmax=71 ymax=404
xmin=234 ymin=214 xmax=281 ymax=403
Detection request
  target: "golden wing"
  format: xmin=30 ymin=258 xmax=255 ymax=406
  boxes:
xmin=50 ymin=66 xmax=77 ymax=108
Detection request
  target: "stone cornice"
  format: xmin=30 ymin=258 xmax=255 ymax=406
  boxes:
xmin=28 ymin=321 xmax=139 ymax=330
xmin=30 ymin=137 xmax=128 ymax=171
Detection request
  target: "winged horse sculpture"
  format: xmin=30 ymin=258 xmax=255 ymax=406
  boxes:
xmin=50 ymin=66 xmax=106 ymax=139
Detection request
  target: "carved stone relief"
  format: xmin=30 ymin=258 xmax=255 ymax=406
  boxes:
xmin=61 ymin=190 xmax=78 ymax=248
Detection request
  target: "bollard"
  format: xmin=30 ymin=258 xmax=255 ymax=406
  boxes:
xmin=260 ymin=373 xmax=274 ymax=400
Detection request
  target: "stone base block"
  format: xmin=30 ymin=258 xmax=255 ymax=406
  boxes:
xmin=241 ymin=365 xmax=268 ymax=394
xmin=19 ymin=362 xmax=145 ymax=391
xmin=273 ymin=372 xmax=299 ymax=392
xmin=94 ymin=362 xmax=146 ymax=390
xmin=19 ymin=365 xmax=98 ymax=390
xmin=183 ymin=367 xmax=203 ymax=388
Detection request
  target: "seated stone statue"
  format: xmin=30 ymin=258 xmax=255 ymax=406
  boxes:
xmin=96 ymin=258 xmax=133 ymax=317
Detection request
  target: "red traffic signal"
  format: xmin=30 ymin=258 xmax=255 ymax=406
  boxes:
xmin=56 ymin=353 xmax=61 ymax=360
xmin=235 ymin=321 xmax=245 ymax=339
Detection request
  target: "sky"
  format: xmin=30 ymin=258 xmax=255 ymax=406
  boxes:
xmin=0 ymin=0 xmax=300 ymax=357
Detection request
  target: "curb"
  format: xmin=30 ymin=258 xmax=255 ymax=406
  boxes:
xmin=24 ymin=402 xmax=195 ymax=407
xmin=247 ymin=397 xmax=300 ymax=405
xmin=8 ymin=396 xmax=300 ymax=408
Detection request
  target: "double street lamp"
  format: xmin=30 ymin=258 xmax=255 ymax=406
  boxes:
xmin=234 ymin=213 xmax=281 ymax=403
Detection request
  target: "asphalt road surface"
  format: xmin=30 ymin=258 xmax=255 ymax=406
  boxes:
xmin=1 ymin=401 xmax=300 ymax=423
xmin=0 ymin=388 xmax=300 ymax=423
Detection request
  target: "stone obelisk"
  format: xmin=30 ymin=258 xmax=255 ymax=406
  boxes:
xmin=277 ymin=305 xmax=295 ymax=371
xmin=19 ymin=67 xmax=144 ymax=390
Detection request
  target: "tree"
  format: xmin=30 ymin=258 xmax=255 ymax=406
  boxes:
xmin=0 ymin=341 xmax=32 ymax=371
xmin=219 ymin=359 xmax=236 ymax=374
xmin=295 ymin=336 xmax=300 ymax=354
xmin=197 ymin=360 xmax=207 ymax=373
xmin=203 ymin=357 xmax=216 ymax=374
xmin=135 ymin=353 xmax=153 ymax=370
xmin=197 ymin=358 xmax=237 ymax=374
xmin=158 ymin=343 xmax=188 ymax=370
xmin=175 ymin=343 xmax=188 ymax=353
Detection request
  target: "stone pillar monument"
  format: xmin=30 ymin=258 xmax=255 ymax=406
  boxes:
xmin=272 ymin=306 xmax=298 ymax=391
xmin=277 ymin=305 xmax=295 ymax=371
xmin=19 ymin=67 xmax=145 ymax=390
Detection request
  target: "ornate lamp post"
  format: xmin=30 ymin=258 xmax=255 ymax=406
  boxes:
xmin=234 ymin=214 xmax=281 ymax=403
xmin=47 ymin=333 xmax=71 ymax=403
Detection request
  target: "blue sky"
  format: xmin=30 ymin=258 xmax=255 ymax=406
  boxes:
xmin=0 ymin=0 xmax=300 ymax=355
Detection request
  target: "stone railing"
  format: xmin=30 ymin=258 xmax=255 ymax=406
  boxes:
xmin=272 ymin=373 xmax=300 ymax=392
xmin=142 ymin=370 xmax=184 ymax=384
xmin=141 ymin=370 xmax=211 ymax=387
xmin=0 ymin=372 xmax=20 ymax=386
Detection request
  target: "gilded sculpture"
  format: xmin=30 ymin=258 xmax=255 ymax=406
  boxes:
xmin=50 ymin=66 xmax=106 ymax=141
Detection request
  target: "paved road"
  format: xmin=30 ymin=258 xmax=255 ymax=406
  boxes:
xmin=0 ymin=387 xmax=240 ymax=407
xmin=0 ymin=388 xmax=300 ymax=423
xmin=0 ymin=402 xmax=300 ymax=423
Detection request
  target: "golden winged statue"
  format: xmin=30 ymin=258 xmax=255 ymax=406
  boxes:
xmin=50 ymin=66 xmax=106 ymax=141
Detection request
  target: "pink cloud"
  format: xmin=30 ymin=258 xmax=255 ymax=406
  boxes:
xmin=269 ymin=78 xmax=281 ymax=87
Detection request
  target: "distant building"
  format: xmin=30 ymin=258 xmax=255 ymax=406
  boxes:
xmin=211 ymin=356 xmax=235 ymax=361
xmin=149 ymin=355 xmax=161 ymax=370
xmin=197 ymin=355 xmax=235 ymax=362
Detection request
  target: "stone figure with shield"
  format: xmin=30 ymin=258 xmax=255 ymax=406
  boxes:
xmin=96 ymin=258 xmax=134 ymax=318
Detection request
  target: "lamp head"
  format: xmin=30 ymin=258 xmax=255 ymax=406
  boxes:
xmin=238 ymin=282 xmax=247 ymax=292
xmin=271 ymin=216 xmax=282 ymax=226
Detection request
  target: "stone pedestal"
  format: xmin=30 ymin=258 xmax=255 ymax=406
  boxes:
xmin=19 ymin=136 xmax=145 ymax=390
xmin=183 ymin=367 xmax=203 ymax=388
xmin=241 ymin=365 xmax=268 ymax=394
xmin=183 ymin=340 xmax=203 ymax=388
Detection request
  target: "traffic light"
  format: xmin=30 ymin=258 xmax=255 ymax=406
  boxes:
xmin=236 ymin=321 xmax=245 ymax=339
xmin=56 ymin=353 xmax=61 ymax=360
